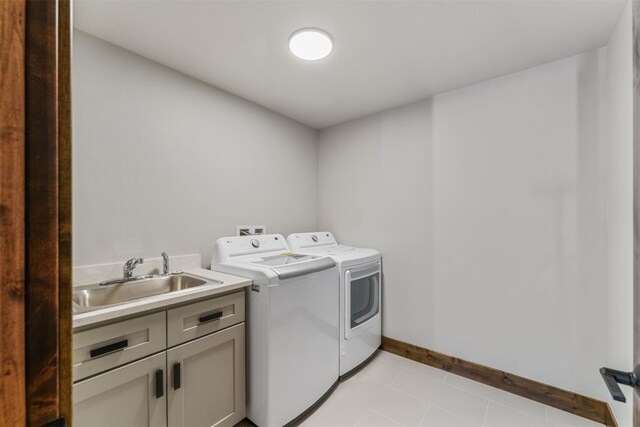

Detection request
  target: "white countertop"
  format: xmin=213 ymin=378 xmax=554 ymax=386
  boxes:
xmin=72 ymin=268 xmax=251 ymax=330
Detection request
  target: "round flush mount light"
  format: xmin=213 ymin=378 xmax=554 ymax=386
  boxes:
xmin=288 ymin=28 xmax=333 ymax=61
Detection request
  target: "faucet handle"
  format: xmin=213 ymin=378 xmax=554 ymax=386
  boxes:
xmin=123 ymin=257 xmax=144 ymax=278
xmin=161 ymin=252 xmax=169 ymax=275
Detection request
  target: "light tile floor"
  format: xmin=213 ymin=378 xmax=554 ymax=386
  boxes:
xmin=295 ymin=351 xmax=602 ymax=427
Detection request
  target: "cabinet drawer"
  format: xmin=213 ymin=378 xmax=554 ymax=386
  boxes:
xmin=74 ymin=311 xmax=166 ymax=381
xmin=167 ymin=290 xmax=245 ymax=347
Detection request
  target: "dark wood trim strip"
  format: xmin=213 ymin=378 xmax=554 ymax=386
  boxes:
xmin=381 ymin=336 xmax=615 ymax=426
xmin=0 ymin=1 xmax=27 ymax=425
xmin=633 ymin=1 xmax=640 ymax=424
xmin=25 ymin=0 xmax=62 ymax=424
xmin=58 ymin=0 xmax=72 ymax=422
xmin=605 ymin=404 xmax=618 ymax=427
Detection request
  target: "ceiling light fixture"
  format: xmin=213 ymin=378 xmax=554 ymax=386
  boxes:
xmin=288 ymin=28 xmax=333 ymax=61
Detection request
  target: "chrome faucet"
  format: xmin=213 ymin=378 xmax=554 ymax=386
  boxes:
xmin=161 ymin=252 xmax=169 ymax=275
xmin=100 ymin=257 xmax=147 ymax=286
xmin=123 ymin=257 xmax=144 ymax=279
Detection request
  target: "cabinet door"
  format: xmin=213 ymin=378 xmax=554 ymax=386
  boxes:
xmin=73 ymin=352 xmax=167 ymax=427
xmin=167 ymin=323 xmax=245 ymax=427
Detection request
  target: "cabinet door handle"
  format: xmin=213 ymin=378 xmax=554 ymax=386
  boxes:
xmin=90 ymin=339 xmax=128 ymax=358
xmin=173 ymin=362 xmax=181 ymax=390
xmin=198 ymin=311 xmax=223 ymax=324
xmin=155 ymin=369 xmax=164 ymax=399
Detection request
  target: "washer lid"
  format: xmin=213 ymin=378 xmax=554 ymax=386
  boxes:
xmin=214 ymin=252 xmax=336 ymax=283
xmin=241 ymin=253 xmax=336 ymax=280
xmin=291 ymin=245 xmax=380 ymax=268
xmin=328 ymin=247 xmax=380 ymax=268
xmin=325 ymin=246 xmax=358 ymax=255
xmin=246 ymin=253 xmax=317 ymax=267
xmin=272 ymin=256 xmax=336 ymax=279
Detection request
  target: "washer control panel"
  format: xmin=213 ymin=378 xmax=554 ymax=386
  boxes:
xmin=214 ymin=234 xmax=288 ymax=261
xmin=287 ymin=231 xmax=337 ymax=250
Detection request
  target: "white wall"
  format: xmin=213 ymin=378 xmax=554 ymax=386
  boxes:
xmin=75 ymin=20 xmax=634 ymax=414
xmin=319 ymin=48 xmax=610 ymax=399
xmin=73 ymin=30 xmax=318 ymax=267
xmin=605 ymin=2 xmax=634 ymax=424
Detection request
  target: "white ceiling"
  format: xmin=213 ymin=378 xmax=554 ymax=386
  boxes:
xmin=74 ymin=0 xmax=626 ymax=129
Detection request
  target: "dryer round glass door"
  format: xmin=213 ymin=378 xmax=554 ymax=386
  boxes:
xmin=345 ymin=264 xmax=380 ymax=339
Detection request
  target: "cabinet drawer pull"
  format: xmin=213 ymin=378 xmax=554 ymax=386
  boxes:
xmin=89 ymin=339 xmax=128 ymax=358
xmin=198 ymin=311 xmax=223 ymax=324
xmin=155 ymin=369 xmax=164 ymax=399
xmin=173 ymin=362 xmax=181 ymax=390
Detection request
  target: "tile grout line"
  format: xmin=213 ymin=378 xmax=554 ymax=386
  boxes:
xmin=349 ymin=363 xmax=434 ymax=425
xmin=439 ymin=373 xmax=549 ymax=423
xmin=370 ymin=409 xmax=406 ymax=426
xmin=544 ymin=405 xmax=603 ymax=427
xmin=384 ymin=380 xmax=485 ymax=426
xmin=343 ymin=365 xmax=432 ymax=426
xmin=426 ymin=403 xmax=486 ymax=427
xmin=357 ymin=358 xmax=407 ymax=387
xmin=484 ymin=397 xmax=547 ymax=423
xmin=386 ymin=354 xmax=450 ymax=384
xmin=351 ymin=353 xmax=595 ymax=427
xmin=385 ymin=377 xmax=438 ymax=405
xmin=361 ymin=356 xmax=575 ymax=427
xmin=375 ymin=353 xmax=559 ymax=426
xmin=352 ymin=408 xmax=370 ymax=427
xmin=382 ymin=359 xmax=546 ymax=426
xmin=489 ymin=401 xmax=560 ymax=426
xmin=481 ymin=400 xmax=490 ymax=426
xmin=383 ymin=348 xmax=608 ymax=423
xmin=418 ymin=403 xmax=433 ymax=426
xmin=386 ymin=366 xmax=405 ymax=387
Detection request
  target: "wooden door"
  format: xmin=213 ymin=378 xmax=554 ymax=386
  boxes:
xmin=167 ymin=323 xmax=246 ymax=427
xmin=0 ymin=1 xmax=27 ymax=424
xmin=73 ymin=352 xmax=167 ymax=427
xmin=25 ymin=0 xmax=73 ymax=424
xmin=0 ymin=0 xmax=72 ymax=425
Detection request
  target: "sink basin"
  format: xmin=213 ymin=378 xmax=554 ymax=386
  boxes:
xmin=73 ymin=274 xmax=219 ymax=312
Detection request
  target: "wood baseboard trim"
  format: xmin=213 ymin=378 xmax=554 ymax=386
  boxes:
xmin=381 ymin=336 xmax=617 ymax=426
xmin=604 ymin=404 xmax=618 ymax=427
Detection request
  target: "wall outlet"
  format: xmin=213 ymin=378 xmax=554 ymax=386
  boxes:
xmin=237 ymin=225 xmax=266 ymax=236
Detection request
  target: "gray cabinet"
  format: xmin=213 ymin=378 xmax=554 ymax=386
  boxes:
xmin=167 ymin=323 xmax=245 ymax=427
xmin=73 ymin=290 xmax=246 ymax=427
xmin=73 ymin=352 xmax=167 ymax=427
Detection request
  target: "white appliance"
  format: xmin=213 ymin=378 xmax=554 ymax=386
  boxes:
xmin=287 ymin=232 xmax=381 ymax=377
xmin=211 ymin=234 xmax=339 ymax=427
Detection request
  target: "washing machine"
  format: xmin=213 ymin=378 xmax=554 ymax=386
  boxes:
xmin=211 ymin=234 xmax=339 ymax=427
xmin=287 ymin=232 xmax=381 ymax=377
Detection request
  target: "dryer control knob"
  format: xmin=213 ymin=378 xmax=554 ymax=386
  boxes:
xmin=251 ymin=239 xmax=260 ymax=248
xmin=311 ymin=235 xmax=318 ymax=242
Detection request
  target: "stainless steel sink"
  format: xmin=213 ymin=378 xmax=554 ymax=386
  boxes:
xmin=73 ymin=274 xmax=219 ymax=312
